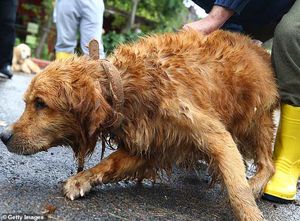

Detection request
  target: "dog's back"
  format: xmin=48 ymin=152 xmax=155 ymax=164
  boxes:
xmin=110 ymin=30 xmax=278 ymax=161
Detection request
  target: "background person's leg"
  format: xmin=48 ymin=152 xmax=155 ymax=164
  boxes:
xmin=0 ymin=0 xmax=18 ymax=78
xmin=79 ymin=0 xmax=105 ymax=58
xmin=55 ymin=0 xmax=80 ymax=58
xmin=263 ymin=0 xmax=300 ymax=203
xmin=272 ymin=0 xmax=300 ymax=106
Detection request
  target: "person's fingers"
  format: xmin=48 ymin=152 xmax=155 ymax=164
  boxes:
xmin=252 ymin=39 xmax=263 ymax=46
xmin=182 ymin=24 xmax=192 ymax=30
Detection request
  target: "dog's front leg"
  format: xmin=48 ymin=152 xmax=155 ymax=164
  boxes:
xmin=64 ymin=148 xmax=148 ymax=200
xmin=21 ymin=63 xmax=32 ymax=74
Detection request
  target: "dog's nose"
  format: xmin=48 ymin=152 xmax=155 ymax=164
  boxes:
xmin=0 ymin=127 xmax=13 ymax=145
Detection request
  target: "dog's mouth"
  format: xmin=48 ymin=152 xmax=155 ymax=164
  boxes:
xmin=3 ymin=131 xmax=72 ymax=156
xmin=6 ymin=143 xmax=49 ymax=155
xmin=3 ymin=135 xmax=51 ymax=156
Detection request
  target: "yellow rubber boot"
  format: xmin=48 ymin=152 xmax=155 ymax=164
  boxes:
xmin=55 ymin=52 xmax=73 ymax=60
xmin=263 ymin=104 xmax=300 ymax=203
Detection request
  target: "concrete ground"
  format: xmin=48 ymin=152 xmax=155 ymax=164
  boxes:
xmin=0 ymin=73 xmax=299 ymax=221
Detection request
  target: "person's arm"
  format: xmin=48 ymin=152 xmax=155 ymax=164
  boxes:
xmin=183 ymin=0 xmax=251 ymax=34
xmin=214 ymin=0 xmax=250 ymax=14
xmin=183 ymin=5 xmax=234 ymax=34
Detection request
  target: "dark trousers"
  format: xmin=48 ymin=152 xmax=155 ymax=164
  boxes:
xmin=244 ymin=1 xmax=300 ymax=106
xmin=0 ymin=0 xmax=18 ymax=68
xmin=271 ymin=0 xmax=300 ymax=106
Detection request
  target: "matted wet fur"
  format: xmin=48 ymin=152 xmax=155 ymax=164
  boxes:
xmin=3 ymin=30 xmax=278 ymax=221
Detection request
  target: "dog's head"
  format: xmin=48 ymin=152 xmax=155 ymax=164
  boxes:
xmin=14 ymin=44 xmax=31 ymax=63
xmin=1 ymin=56 xmax=115 ymax=156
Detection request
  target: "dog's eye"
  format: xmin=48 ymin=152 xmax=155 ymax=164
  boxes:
xmin=34 ymin=98 xmax=47 ymax=110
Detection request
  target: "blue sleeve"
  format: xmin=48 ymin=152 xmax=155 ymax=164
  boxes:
xmin=214 ymin=0 xmax=251 ymax=14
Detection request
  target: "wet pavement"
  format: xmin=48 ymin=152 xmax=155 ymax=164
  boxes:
xmin=0 ymin=73 xmax=299 ymax=221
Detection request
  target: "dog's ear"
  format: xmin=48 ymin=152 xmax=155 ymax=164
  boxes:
xmin=59 ymin=79 xmax=111 ymax=137
xmin=82 ymin=82 xmax=111 ymax=137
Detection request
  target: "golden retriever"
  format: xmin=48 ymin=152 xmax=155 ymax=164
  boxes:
xmin=1 ymin=30 xmax=278 ymax=221
xmin=12 ymin=43 xmax=41 ymax=74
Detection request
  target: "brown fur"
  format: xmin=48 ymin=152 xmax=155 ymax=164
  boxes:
xmin=5 ymin=30 xmax=278 ymax=221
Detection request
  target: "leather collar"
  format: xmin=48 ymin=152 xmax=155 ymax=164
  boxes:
xmin=89 ymin=39 xmax=124 ymax=130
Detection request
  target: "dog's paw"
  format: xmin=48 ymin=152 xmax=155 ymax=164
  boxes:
xmin=63 ymin=173 xmax=92 ymax=200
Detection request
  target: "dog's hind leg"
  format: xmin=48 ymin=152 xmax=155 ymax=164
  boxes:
xmin=64 ymin=148 xmax=152 ymax=200
xmin=247 ymin=112 xmax=275 ymax=198
xmin=190 ymin=114 xmax=264 ymax=221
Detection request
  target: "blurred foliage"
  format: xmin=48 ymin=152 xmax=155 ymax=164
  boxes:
xmin=105 ymin=0 xmax=188 ymax=32
xmin=21 ymin=0 xmax=52 ymax=24
xmin=19 ymin=0 xmax=54 ymax=59
xmin=15 ymin=38 xmax=21 ymax=46
xmin=103 ymin=30 xmax=143 ymax=55
xmin=103 ymin=0 xmax=188 ymax=55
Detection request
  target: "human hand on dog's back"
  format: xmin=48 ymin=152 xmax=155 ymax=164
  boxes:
xmin=183 ymin=5 xmax=233 ymax=34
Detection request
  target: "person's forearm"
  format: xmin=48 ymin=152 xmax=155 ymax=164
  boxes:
xmin=182 ymin=5 xmax=234 ymax=34
xmin=207 ymin=5 xmax=234 ymax=28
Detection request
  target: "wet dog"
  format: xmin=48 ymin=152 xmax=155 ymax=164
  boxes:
xmin=1 ymin=30 xmax=278 ymax=221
